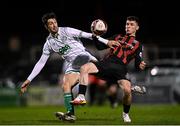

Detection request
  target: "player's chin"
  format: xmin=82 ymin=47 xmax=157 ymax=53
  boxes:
xmin=52 ymin=28 xmax=58 ymax=33
xmin=126 ymin=32 xmax=131 ymax=35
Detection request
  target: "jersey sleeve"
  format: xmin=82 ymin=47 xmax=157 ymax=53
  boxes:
xmin=43 ymin=41 xmax=51 ymax=55
xmin=65 ymin=27 xmax=84 ymax=38
xmin=92 ymin=36 xmax=109 ymax=50
xmin=66 ymin=27 xmax=108 ymax=44
xmin=93 ymin=34 xmax=120 ymax=50
xmin=27 ymin=53 xmax=49 ymax=81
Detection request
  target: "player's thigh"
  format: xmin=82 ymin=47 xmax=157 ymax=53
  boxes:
xmin=81 ymin=62 xmax=99 ymax=73
xmin=63 ymin=73 xmax=80 ymax=87
xmin=118 ymin=79 xmax=131 ymax=91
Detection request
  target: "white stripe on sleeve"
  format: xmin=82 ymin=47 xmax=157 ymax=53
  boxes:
xmin=80 ymin=31 xmax=108 ymax=45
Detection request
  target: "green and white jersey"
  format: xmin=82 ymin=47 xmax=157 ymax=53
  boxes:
xmin=43 ymin=27 xmax=96 ymax=62
xmin=27 ymin=27 xmax=108 ymax=81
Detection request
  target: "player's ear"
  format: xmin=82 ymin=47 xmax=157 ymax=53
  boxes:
xmin=136 ymin=25 xmax=139 ymax=31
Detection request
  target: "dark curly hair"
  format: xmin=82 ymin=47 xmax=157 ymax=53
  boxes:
xmin=42 ymin=12 xmax=57 ymax=26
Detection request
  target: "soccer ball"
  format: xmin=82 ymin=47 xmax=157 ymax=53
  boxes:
xmin=91 ymin=19 xmax=108 ymax=36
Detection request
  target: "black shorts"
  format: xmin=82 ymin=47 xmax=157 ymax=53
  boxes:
xmin=91 ymin=55 xmax=128 ymax=83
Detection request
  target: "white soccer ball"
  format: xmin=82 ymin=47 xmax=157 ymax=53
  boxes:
xmin=91 ymin=19 xmax=108 ymax=36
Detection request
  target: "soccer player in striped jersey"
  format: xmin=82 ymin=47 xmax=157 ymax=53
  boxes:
xmin=20 ymin=12 xmax=119 ymax=122
xmin=71 ymin=16 xmax=146 ymax=123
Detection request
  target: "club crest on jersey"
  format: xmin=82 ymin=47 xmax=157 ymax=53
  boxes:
xmin=59 ymin=44 xmax=71 ymax=55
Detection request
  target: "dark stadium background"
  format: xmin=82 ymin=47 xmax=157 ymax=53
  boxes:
xmin=1 ymin=0 xmax=180 ymax=125
xmin=0 ymin=0 xmax=180 ymax=103
xmin=0 ymin=0 xmax=179 ymax=48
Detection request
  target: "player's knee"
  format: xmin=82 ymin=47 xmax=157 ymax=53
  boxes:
xmin=108 ymin=85 xmax=117 ymax=94
xmin=80 ymin=64 xmax=89 ymax=73
xmin=123 ymin=86 xmax=131 ymax=95
xmin=118 ymin=80 xmax=131 ymax=94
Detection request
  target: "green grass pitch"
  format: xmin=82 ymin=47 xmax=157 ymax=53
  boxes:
xmin=0 ymin=104 xmax=180 ymax=125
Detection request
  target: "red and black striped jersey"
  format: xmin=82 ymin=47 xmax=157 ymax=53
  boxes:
xmin=93 ymin=33 xmax=144 ymax=69
xmin=110 ymin=34 xmax=143 ymax=67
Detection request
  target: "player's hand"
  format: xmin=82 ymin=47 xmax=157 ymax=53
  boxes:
xmin=107 ymin=40 xmax=120 ymax=48
xmin=20 ymin=80 xmax=30 ymax=95
xmin=92 ymin=33 xmax=97 ymax=37
xmin=139 ymin=61 xmax=146 ymax=70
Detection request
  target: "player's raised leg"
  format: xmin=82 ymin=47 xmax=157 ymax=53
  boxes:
xmin=70 ymin=62 xmax=99 ymax=105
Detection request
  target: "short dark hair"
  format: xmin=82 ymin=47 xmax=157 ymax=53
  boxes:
xmin=127 ymin=16 xmax=139 ymax=25
xmin=42 ymin=12 xmax=57 ymax=26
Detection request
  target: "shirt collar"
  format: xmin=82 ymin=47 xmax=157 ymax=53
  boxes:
xmin=50 ymin=32 xmax=59 ymax=38
xmin=50 ymin=28 xmax=60 ymax=39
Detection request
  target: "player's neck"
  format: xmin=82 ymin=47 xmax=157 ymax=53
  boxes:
xmin=126 ymin=33 xmax=136 ymax=37
xmin=51 ymin=33 xmax=59 ymax=38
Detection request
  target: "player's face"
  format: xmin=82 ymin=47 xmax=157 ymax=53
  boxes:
xmin=125 ymin=20 xmax=139 ymax=36
xmin=46 ymin=18 xmax=59 ymax=34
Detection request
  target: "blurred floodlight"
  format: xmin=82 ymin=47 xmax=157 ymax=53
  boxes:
xmin=151 ymin=67 xmax=158 ymax=76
